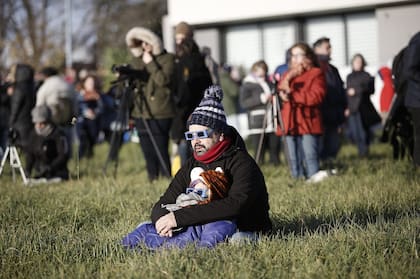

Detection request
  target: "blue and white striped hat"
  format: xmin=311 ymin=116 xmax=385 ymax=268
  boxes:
xmin=189 ymin=85 xmax=227 ymax=132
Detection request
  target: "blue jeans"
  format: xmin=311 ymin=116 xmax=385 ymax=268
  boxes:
xmin=347 ymin=112 xmax=368 ymax=156
xmin=285 ymin=135 xmax=320 ymax=178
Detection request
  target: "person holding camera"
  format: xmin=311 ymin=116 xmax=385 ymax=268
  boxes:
xmin=277 ymin=42 xmax=326 ymax=181
xmin=125 ymin=27 xmax=175 ymax=181
xmin=25 ymin=105 xmax=70 ymax=182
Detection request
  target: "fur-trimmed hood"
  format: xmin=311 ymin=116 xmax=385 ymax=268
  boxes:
xmin=125 ymin=27 xmax=163 ymax=57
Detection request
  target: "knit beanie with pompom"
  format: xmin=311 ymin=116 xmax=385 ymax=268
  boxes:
xmin=188 ymin=85 xmax=227 ymax=132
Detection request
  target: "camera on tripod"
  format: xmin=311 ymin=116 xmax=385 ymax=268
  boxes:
xmin=1 ymin=81 xmax=13 ymax=92
xmin=111 ymin=64 xmax=149 ymax=83
xmin=7 ymin=128 xmax=19 ymax=145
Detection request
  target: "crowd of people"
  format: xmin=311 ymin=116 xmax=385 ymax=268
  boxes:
xmin=0 ymin=22 xmax=419 ymax=249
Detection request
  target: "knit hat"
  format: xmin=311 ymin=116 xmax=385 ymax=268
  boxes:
xmin=189 ymin=85 xmax=227 ymax=132
xmin=32 ymin=105 xmax=52 ymax=123
xmin=175 ymin=21 xmax=194 ymax=38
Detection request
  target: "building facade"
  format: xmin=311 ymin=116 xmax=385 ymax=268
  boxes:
xmin=163 ymin=0 xmax=420 ymax=74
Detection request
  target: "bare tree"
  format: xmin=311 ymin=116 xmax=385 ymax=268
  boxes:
xmin=0 ymin=0 xmax=16 ymax=72
xmin=1 ymin=0 xmax=167 ymax=72
xmin=4 ymin=0 xmax=65 ymax=69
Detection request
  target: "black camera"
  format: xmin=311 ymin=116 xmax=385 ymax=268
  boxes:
xmin=8 ymin=128 xmax=18 ymax=144
xmin=111 ymin=64 xmax=149 ymax=83
xmin=0 ymin=81 xmax=12 ymax=94
xmin=111 ymin=64 xmax=135 ymax=76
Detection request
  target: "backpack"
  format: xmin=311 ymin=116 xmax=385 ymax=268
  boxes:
xmin=51 ymin=96 xmax=76 ymax=126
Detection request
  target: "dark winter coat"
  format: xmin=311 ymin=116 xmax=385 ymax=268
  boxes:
xmin=9 ymin=64 xmax=36 ymax=148
xmin=130 ymin=51 xmax=176 ymax=120
xmin=151 ymin=126 xmax=272 ymax=233
xmin=404 ymin=31 xmax=420 ymax=109
xmin=171 ymin=44 xmax=212 ymax=142
xmin=319 ymin=62 xmax=347 ymax=127
xmin=0 ymin=88 xmax=10 ymax=128
xmin=25 ymin=126 xmax=70 ymax=180
xmin=346 ymin=70 xmax=381 ymax=127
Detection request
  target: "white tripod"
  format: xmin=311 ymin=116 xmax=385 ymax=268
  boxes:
xmin=0 ymin=144 xmax=29 ymax=185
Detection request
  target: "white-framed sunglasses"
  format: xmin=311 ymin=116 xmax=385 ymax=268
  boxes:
xmin=184 ymin=129 xmax=214 ymax=140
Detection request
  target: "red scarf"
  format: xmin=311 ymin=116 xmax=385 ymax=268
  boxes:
xmin=193 ymin=138 xmax=231 ymax=164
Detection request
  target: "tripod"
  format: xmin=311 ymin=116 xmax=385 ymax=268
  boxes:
xmin=103 ymin=79 xmax=132 ymax=177
xmin=255 ymin=89 xmax=291 ymax=171
xmin=0 ymin=144 xmax=29 ymax=185
xmin=102 ymin=76 xmax=170 ymax=178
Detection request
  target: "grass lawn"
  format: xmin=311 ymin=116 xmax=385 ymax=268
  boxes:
xmin=0 ymin=140 xmax=419 ymax=278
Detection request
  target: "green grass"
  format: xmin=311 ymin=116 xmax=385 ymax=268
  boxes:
xmin=0 ymin=141 xmax=419 ymax=278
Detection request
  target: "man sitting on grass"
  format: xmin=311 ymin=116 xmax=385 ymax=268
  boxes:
xmin=25 ymin=105 xmax=70 ymax=184
xmin=121 ymin=85 xmax=272 ymax=249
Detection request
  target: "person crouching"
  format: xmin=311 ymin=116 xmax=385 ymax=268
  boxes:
xmin=25 ymin=105 xmax=70 ymax=183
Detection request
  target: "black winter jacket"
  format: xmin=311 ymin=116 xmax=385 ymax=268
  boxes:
xmin=346 ymin=70 xmax=381 ymax=127
xmin=25 ymin=126 xmax=70 ymax=179
xmin=9 ymin=64 xmax=36 ymax=148
xmin=320 ymin=62 xmax=347 ymax=127
xmin=404 ymin=31 xmax=420 ymax=109
xmin=151 ymin=126 xmax=272 ymax=233
xmin=170 ymin=41 xmax=212 ymax=142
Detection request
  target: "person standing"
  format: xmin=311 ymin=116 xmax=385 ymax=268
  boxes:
xmin=345 ymin=54 xmax=381 ymax=157
xmin=313 ymin=37 xmax=347 ymax=165
xmin=219 ymin=63 xmax=239 ymax=116
xmin=36 ymin=66 xmax=77 ymax=156
xmin=0 ymin=76 xmax=11 ymax=158
xmin=240 ymin=60 xmax=280 ymax=165
xmin=171 ymin=21 xmax=212 ymax=168
xmin=8 ymin=63 xmax=36 ymax=150
xmin=76 ymin=75 xmax=103 ymax=159
xmin=202 ymin=46 xmax=220 ymax=85
xmin=378 ymin=65 xmax=395 ymax=120
xmin=125 ymin=26 xmax=175 ymax=181
xmin=277 ymin=42 xmax=326 ymax=180
xmin=403 ymin=31 xmax=420 ymax=167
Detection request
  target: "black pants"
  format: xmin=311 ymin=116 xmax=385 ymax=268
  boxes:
xmin=135 ymin=118 xmax=172 ymax=181
xmin=408 ymin=107 xmax=420 ymax=166
xmin=251 ymin=132 xmax=281 ymax=165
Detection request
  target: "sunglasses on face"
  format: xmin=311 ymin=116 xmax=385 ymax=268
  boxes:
xmin=184 ymin=129 xmax=214 ymax=140
xmin=186 ymin=187 xmax=208 ymax=198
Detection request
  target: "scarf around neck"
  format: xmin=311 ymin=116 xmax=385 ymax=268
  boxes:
xmin=193 ymin=138 xmax=231 ymax=164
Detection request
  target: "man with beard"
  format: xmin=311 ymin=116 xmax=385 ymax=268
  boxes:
xmin=122 ymin=85 xmax=271 ymax=249
xmin=25 ymin=105 xmax=70 ymax=183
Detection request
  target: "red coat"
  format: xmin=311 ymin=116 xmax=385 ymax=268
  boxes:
xmin=277 ymin=67 xmax=326 ymax=136
xmin=378 ymin=66 xmax=395 ymax=113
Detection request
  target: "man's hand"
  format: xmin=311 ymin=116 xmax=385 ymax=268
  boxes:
xmin=155 ymin=212 xmax=177 ymax=237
